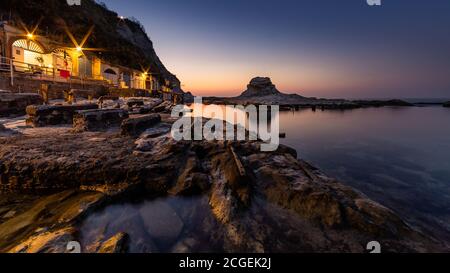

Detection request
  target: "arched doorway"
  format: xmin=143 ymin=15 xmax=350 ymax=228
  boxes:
xmin=103 ymin=68 xmax=118 ymax=84
xmin=11 ymin=39 xmax=47 ymax=68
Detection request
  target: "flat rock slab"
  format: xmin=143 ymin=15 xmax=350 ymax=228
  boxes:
xmin=73 ymin=109 xmax=129 ymax=132
xmin=121 ymin=114 xmax=162 ymax=136
xmin=26 ymin=104 xmax=98 ymax=127
xmin=0 ymin=93 xmax=43 ymax=116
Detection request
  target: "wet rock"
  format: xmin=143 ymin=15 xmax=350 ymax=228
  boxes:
xmin=97 ymin=232 xmax=129 ymax=253
xmin=73 ymin=109 xmax=129 ymax=132
xmin=26 ymin=104 xmax=98 ymax=127
xmin=208 ymin=145 xmax=252 ymax=223
xmin=0 ymin=190 xmax=104 ymax=252
xmin=7 ymin=227 xmax=76 ymax=253
xmin=139 ymin=200 xmax=184 ymax=247
xmin=170 ymin=155 xmax=210 ymax=195
xmin=0 ymin=124 xmax=447 ymax=252
xmin=0 ymin=92 xmax=44 ymax=117
xmin=121 ymin=114 xmax=162 ymax=136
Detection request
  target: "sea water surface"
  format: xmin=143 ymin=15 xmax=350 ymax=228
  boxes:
xmin=278 ymin=106 xmax=450 ymax=242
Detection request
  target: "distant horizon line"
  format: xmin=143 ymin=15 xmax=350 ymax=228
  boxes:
xmin=185 ymin=92 xmax=450 ymax=102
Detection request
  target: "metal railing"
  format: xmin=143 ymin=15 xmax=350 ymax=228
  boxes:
xmin=0 ymin=57 xmax=157 ymax=91
xmin=0 ymin=56 xmax=121 ymax=87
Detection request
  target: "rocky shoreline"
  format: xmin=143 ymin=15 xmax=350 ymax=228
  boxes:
xmin=201 ymin=77 xmax=440 ymax=110
xmin=0 ymin=99 xmax=448 ymax=253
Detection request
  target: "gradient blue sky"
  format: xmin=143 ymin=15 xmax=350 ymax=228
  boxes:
xmin=101 ymin=0 xmax=450 ymax=98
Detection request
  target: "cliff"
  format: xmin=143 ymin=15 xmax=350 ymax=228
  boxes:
xmin=0 ymin=0 xmax=181 ymax=89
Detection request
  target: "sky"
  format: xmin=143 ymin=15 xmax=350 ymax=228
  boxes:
xmin=101 ymin=0 xmax=450 ymax=99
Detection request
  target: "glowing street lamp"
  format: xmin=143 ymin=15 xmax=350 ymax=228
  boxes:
xmin=27 ymin=33 xmax=34 ymax=39
xmin=63 ymin=25 xmax=103 ymax=55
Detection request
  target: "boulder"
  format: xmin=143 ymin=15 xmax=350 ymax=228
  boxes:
xmin=0 ymin=92 xmax=44 ymax=116
xmin=73 ymin=109 xmax=129 ymax=132
xmin=26 ymin=104 xmax=98 ymax=127
xmin=121 ymin=114 xmax=162 ymax=136
xmin=97 ymin=232 xmax=129 ymax=253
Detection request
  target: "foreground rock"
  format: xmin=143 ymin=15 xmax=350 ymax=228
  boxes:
xmin=0 ymin=190 xmax=104 ymax=252
xmin=95 ymin=233 xmax=130 ymax=253
xmin=26 ymin=104 xmax=98 ymax=127
xmin=0 ymin=123 xmax=447 ymax=253
xmin=0 ymin=92 xmax=43 ymax=117
xmin=73 ymin=109 xmax=129 ymax=132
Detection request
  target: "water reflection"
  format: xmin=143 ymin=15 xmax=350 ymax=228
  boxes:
xmin=279 ymin=106 xmax=450 ymax=242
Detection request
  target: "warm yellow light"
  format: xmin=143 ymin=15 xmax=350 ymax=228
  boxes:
xmin=76 ymin=46 xmax=82 ymax=52
xmin=27 ymin=33 xmax=34 ymax=39
xmin=119 ymin=16 xmax=125 ymax=20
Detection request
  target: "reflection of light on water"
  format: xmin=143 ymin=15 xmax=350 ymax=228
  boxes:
xmin=185 ymin=103 xmax=279 ymax=136
xmin=79 ymin=196 xmax=219 ymax=253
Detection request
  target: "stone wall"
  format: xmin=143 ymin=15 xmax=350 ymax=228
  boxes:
xmin=0 ymin=76 xmax=108 ymax=99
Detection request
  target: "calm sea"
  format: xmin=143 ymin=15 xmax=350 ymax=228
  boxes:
xmin=279 ymin=106 xmax=450 ymax=243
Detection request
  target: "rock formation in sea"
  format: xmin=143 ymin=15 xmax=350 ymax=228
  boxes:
xmin=204 ymin=77 xmax=415 ymax=109
xmin=240 ymin=77 xmax=286 ymax=98
xmin=443 ymin=101 xmax=450 ymax=107
xmin=236 ymin=77 xmax=309 ymax=105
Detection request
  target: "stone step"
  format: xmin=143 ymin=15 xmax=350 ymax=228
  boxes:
xmin=73 ymin=109 xmax=129 ymax=132
xmin=26 ymin=104 xmax=98 ymax=127
xmin=121 ymin=114 xmax=162 ymax=136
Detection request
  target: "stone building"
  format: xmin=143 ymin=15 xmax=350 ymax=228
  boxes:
xmin=0 ymin=22 xmax=171 ymax=98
